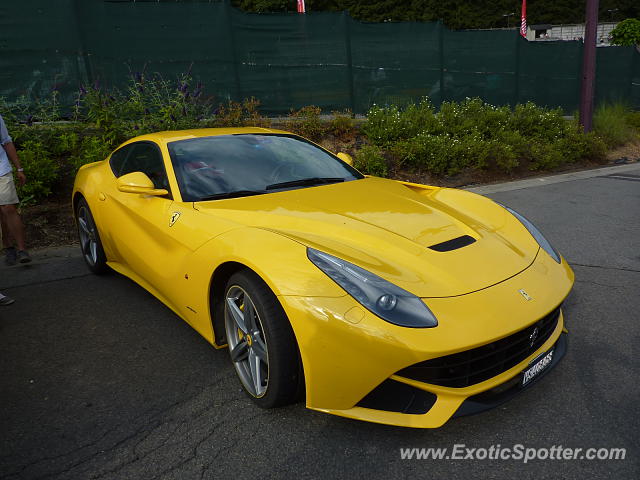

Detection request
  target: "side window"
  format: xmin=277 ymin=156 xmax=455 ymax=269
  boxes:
xmin=109 ymin=144 xmax=134 ymax=177
xmin=112 ymin=142 xmax=170 ymax=192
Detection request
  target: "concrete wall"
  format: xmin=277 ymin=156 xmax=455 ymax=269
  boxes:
xmin=527 ymin=22 xmax=618 ymax=46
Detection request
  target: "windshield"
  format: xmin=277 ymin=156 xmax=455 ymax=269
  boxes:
xmin=167 ymin=134 xmax=363 ymax=201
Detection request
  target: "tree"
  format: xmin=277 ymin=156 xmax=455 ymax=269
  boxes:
xmin=231 ymin=1 xmax=640 ymax=31
xmin=610 ymin=18 xmax=640 ymax=46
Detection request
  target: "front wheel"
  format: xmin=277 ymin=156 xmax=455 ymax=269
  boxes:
xmin=224 ymin=270 xmax=304 ymax=408
xmin=75 ymin=198 xmax=108 ymax=274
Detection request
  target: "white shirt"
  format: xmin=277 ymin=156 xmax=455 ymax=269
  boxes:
xmin=0 ymin=114 xmax=13 ymax=177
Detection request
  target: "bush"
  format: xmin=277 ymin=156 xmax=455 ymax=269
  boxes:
xmin=16 ymin=141 xmax=60 ymax=205
xmin=354 ymin=145 xmax=388 ymax=177
xmin=76 ymin=73 xmax=217 ymax=146
xmin=610 ymin=18 xmax=640 ymax=46
xmin=627 ymin=111 xmax=640 ymax=131
xmin=215 ymin=97 xmax=270 ymax=128
xmin=593 ymin=103 xmax=637 ymax=148
xmin=361 ymin=97 xmax=608 ymax=176
xmin=363 ymin=98 xmax=436 ymax=145
xmin=328 ymin=110 xmax=357 ymax=139
xmin=70 ymin=136 xmax=113 ymax=172
xmin=288 ymin=105 xmax=325 ymax=141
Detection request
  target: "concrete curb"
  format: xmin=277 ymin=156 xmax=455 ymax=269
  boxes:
xmin=464 ymin=162 xmax=640 ymax=194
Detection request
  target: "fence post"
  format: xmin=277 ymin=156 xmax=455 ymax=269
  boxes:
xmin=514 ymin=32 xmax=521 ymax=107
xmin=575 ymin=40 xmax=584 ymax=113
xmin=224 ymin=0 xmax=242 ymax=101
xmin=73 ymin=0 xmax=93 ymax=87
xmin=343 ymin=12 xmax=356 ymax=114
xmin=439 ymin=20 xmax=445 ymax=105
xmin=628 ymin=47 xmax=637 ymax=105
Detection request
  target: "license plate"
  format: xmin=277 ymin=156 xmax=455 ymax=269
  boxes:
xmin=522 ymin=348 xmax=554 ymax=386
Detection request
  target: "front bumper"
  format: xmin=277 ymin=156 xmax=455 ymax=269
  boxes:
xmin=454 ymin=331 xmax=567 ymax=418
xmin=311 ymin=313 xmax=566 ymax=428
xmin=279 ymin=250 xmax=574 ymax=428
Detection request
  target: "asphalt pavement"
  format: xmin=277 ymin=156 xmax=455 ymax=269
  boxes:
xmin=1 ymin=164 xmax=639 ymax=479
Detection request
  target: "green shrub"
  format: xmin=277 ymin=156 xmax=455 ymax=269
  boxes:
xmin=354 ymin=145 xmax=388 ymax=177
xmin=570 ymin=131 xmax=608 ymax=161
xmin=363 ymin=98 xmax=436 ymax=145
xmin=389 ymin=131 xmax=517 ymax=175
xmin=627 ymin=111 xmax=640 ymax=131
xmin=610 ymin=18 xmax=640 ymax=46
xmin=288 ymin=105 xmax=325 ymax=141
xmin=70 ymin=136 xmax=112 ymax=172
xmin=364 ymin=97 xmax=608 ymax=175
xmin=243 ymin=97 xmax=271 ymax=128
xmin=16 ymin=141 xmax=60 ymax=205
xmin=77 ymin=73 xmax=216 ymax=146
xmin=593 ymin=103 xmax=637 ymax=148
xmin=215 ymin=97 xmax=270 ymax=128
xmin=390 ymin=134 xmax=454 ymax=174
xmin=527 ymin=142 xmax=565 ymax=170
xmin=329 ymin=110 xmax=357 ymax=139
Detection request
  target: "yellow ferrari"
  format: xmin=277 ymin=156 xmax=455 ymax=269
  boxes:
xmin=72 ymin=127 xmax=574 ymax=428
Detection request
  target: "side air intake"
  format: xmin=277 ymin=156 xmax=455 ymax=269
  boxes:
xmin=428 ymin=235 xmax=476 ymax=252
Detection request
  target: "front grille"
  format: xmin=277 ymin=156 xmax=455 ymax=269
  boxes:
xmin=397 ymin=306 xmax=561 ymax=388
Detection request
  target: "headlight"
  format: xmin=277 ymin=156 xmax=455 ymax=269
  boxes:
xmin=503 ymin=206 xmax=561 ymax=263
xmin=307 ymin=248 xmax=438 ymax=328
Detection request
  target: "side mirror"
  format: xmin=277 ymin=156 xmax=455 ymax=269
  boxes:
xmin=117 ymin=172 xmax=168 ymax=196
xmin=336 ymin=152 xmax=354 ymax=166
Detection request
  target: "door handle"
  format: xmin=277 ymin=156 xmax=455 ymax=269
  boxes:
xmin=98 ymin=192 xmax=106 ymax=201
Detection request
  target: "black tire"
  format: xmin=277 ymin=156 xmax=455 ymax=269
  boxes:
xmin=224 ymin=269 xmax=304 ymax=408
xmin=75 ymin=198 xmax=109 ymax=274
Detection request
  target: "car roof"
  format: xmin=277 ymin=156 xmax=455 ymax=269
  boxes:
xmin=122 ymin=127 xmax=292 ymax=146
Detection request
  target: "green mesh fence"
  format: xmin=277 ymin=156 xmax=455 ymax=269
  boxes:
xmin=1 ymin=0 xmax=639 ymax=115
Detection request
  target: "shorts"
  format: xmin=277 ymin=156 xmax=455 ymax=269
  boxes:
xmin=0 ymin=173 xmax=19 ymax=205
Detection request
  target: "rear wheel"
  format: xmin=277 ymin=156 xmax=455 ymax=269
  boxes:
xmin=224 ymin=270 xmax=303 ymax=408
xmin=75 ymin=198 xmax=108 ymax=274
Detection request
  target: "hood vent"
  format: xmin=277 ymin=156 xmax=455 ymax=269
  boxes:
xmin=428 ymin=235 xmax=476 ymax=252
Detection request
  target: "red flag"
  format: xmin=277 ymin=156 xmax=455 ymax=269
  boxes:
xmin=520 ymin=0 xmax=527 ymax=37
xmin=297 ymin=0 xmax=306 ymax=14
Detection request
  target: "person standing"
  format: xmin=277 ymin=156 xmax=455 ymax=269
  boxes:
xmin=0 ymin=113 xmax=30 ymax=265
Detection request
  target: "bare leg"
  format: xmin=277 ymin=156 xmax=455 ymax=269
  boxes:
xmin=0 ymin=204 xmax=26 ymax=251
xmin=0 ymin=209 xmax=14 ymax=249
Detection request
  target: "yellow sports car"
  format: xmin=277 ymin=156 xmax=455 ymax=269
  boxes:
xmin=72 ymin=127 xmax=574 ymax=428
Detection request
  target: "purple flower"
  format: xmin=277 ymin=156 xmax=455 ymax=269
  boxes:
xmin=134 ymin=125 xmax=139 ymax=130
xmin=79 ymin=85 xmax=87 ymax=95
xmin=144 ymin=108 xmax=150 ymax=115
xmin=170 ymin=114 xmax=176 ymax=122
xmin=134 ymin=72 xmax=143 ymax=83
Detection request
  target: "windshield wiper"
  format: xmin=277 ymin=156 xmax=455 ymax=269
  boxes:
xmin=265 ymin=177 xmax=345 ymax=191
xmin=198 ymin=190 xmax=266 ymax=201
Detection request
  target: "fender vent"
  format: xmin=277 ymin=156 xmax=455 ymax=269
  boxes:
xmin=428 ymin=235 xmax=476 ymax=252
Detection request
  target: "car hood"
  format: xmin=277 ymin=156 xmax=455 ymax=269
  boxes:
xmin=193 ymin=177 xmax=539 ymax=297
